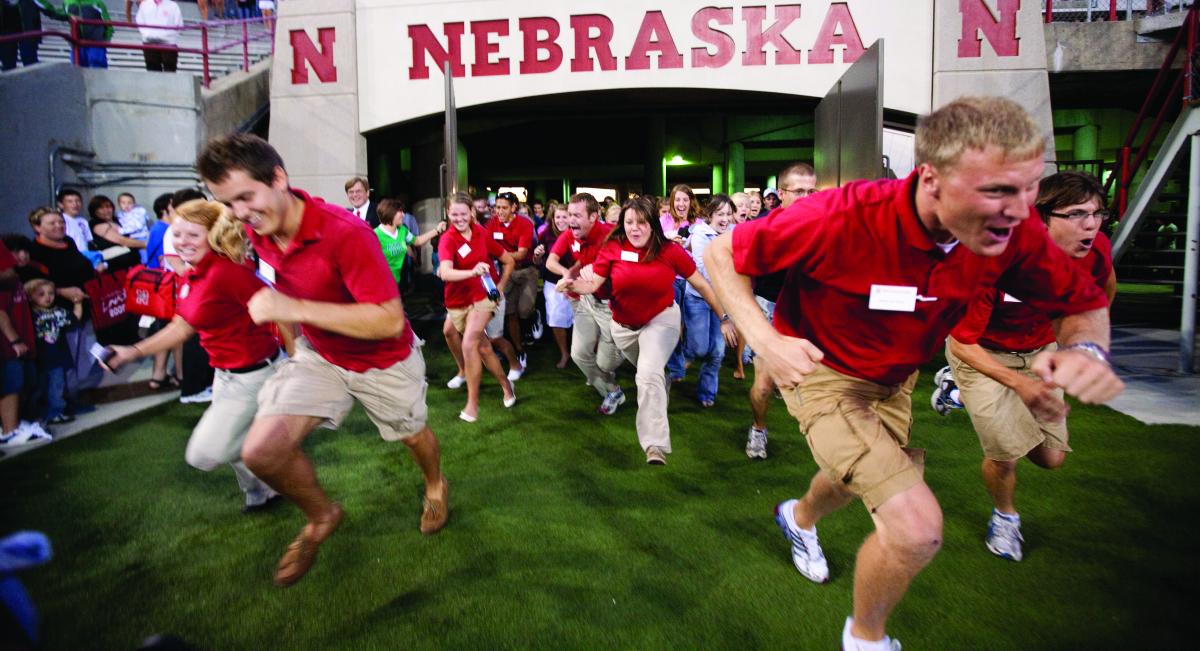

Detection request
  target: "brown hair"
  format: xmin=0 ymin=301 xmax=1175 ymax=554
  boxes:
xmin=915 ymin=96 xmax=1044 ymax=171
xmin=1034 ymin=171 xmax=1106 ymax=222
xmin=196 ymin=134 xmax=286 ymax=185
xmin=668 ymin=184 xmax=701 ymax=225
xmin=344 ymin=176 xmax=369 ymax=193
xmin=88 ymin=194 xmax=115 ymax=221
xmin=568 ymin=192 xmax=600 ymax=219
xmin=173 ymin=199 xmax=249 ymax=263
xmin=377 ymin=198 xmax=406 ymax=227
xmin=607 ymin=196 xmax=668 ymax=263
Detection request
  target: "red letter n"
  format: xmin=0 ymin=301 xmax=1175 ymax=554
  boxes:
xmin=290 ymin=28 xmax=337 ymax=84
xmin=958 ymin=0 xmax=1020 ymax=58
xmin=409 ymin=23 xmax=467 ymax=80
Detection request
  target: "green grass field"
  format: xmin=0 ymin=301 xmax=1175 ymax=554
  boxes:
xmin=2 ymin=333 xmax=1197 ymax=649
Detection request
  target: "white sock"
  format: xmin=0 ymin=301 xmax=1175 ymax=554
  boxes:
xmin=842 ymin=617 xmax=894 ymax=651
xmin=994 ymin=509 xmax=1020 ymax=522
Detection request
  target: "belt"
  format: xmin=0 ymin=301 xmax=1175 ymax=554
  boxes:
xmin=615 ymin=321 xmax=643 ymax=331
xmin=226 ymin=349 xmax=281 ymax=374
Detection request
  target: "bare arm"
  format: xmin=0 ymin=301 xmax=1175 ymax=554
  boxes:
xmin=1104 ymin=269 xmax=1117 ymax=305
xmin=94 ymin=223 xmax=146 ymax=249
xmin=438 ymin=260 xmax=491 ymax=283
xmin=495 ymin=251 xmax=515 ymax=293
xmin=247 ymin=292 xmax=408 ymax=340
xmin=275 ymin=321 xmax=296 ymax=357
xmin=0 ymin=312 xmax=29 ymax=359
xmin=412 ymin=221 xmax=446 ymax=248
xmin=705 ymin=232 xmax=823 ymax=387
xmin=163 ymin=255 xmax=187 ymax=275
xmin=108 ymin=316 xmax=195 ymax=369
xmin=556 ymin=266 xmax=606 ymax=295
xmin=948 ymin=335 xmax=1067 ymax=422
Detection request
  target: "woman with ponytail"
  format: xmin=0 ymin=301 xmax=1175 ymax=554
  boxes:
xmin=106 ymin=199 xmax=291 ymax=514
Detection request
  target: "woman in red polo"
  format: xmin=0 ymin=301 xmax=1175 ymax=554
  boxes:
xmin=108 ymin=199 xmax=288 ymax=513
xmin=437 ymin=191 xmax=517 ymax=422
xmin=560 ymin=197 xmax=734 ymax=465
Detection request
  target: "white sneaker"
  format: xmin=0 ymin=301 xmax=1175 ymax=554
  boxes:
xmin=506 ymin=366 xmax=524 ymax=382
xmin=985 ymin=509 xmax=1024 ymax=562
xmin=0 ymin=423 xmax=53 ymax=447
xmin=842 ymin=617 xmax=901 ymax=651
xmin=180 ymin=387 xmax=213 ymax=404
xmin=446 ymin=375 xmax=466 ymax=389
xmin=21 ymin=421 xmax=54 ymax=441
xmin=745 ymin=426 xmax=768 ymax=459
xmin=598 ymin=389 xmax=625 ymax=415
xmin=774 ymin=499 xmax=829 ymax=583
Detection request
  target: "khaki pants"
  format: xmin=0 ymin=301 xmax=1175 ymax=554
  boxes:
xmin=505 ymin=266 xmax=539 ymax=318
xmin=946 ymin=342 xmax=1070 ymax=461
xmin=571 ymin=295 xmax=622 ymax=397
xmin=186 ymin=356 xmax=283 ymax=497
xmin=783 ymin=364 xmax=922 ymax=511
xmin=610 ymin=304 xmax=681 ymax=453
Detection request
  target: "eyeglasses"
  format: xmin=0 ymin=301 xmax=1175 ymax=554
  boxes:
xmin=779 ymin=187 xmax=818 ymax=197
xmin=1048 ymin=209 xmax=1110 ymax=222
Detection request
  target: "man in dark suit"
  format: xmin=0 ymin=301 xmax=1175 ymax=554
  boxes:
xmin=344 ymin=176 xmax=379 ymax=228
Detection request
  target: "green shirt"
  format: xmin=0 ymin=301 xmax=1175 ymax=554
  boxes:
xmin=375 ymin=225 xmax=415 ymax=282
xmin=38 ymin=0 xmax=113 ymax=42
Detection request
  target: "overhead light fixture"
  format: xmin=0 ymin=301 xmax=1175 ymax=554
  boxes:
xmin=665 ymin=154 xmax=690 ymax=166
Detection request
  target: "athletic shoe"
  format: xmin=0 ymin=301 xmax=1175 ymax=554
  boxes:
xmin=0 ymin=423 xmax=53 ymax=447
xmin=21 ymin=421 xmax=53 ymax=441
xmin=930 ymin=374 xmax=963 ymax=416
xmin=598 ymin=389 xmax=626 ymax=415
xmin=180 ymin=387 xmax=214 ymax=404
xmin=47 ymin=414 xmax=75 ymax=425
xmin=645 ymin=446 xmax=667 ymax=465
xmin=746 ymin=426 xmax=768 ymax=459
xmin=933 ymin=365 xmax=952 ymax=388
xmin=985 ymin=509 xmax=1024 ymax=562
xmin=842 ymin=617 xmax=902 ymax=651
xmin=531 ymin=311 xmax=545 ymax=341
xmin=774 ymin=499 xmax=829 ymax=583
xmin=446 ymin=375 xmax=466 ymax=389
xmin=518 ymin=352 xmax=528 ymax=369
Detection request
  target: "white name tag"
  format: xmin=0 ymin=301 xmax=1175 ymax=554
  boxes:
xmin=492 ymin=232 xmax=504 ymax=240
xmin=138 ymin=315 xmax=155 ymax=329
xmin=457 ymin=243 xmax=471 ymax=258
xmin=179 ymin=284 xmax=190 ymax=299
xmin=620 ymin=250 xmax=640 ymax=263
xmin=258 ymin=260 xmax=276 ymax=284
xmin=1002 ymin=293 xmax=1022 ymax=303
xmin=571 ymin=241 xmax=581 ymax=253
xmin=868 ymin=284 xmax=917 ymax=312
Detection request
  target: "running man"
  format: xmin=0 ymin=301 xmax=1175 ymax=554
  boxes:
xmin=707 ymin=97 xmax=1124 ymax=650
xmin=545 ymin=193 xmax=626 ymax=414
xmin=486 ymin=191 xmax=535 ymax=375
xmin=945 ymin=171 xmax=1117 ymax=562
xmin=196 ymin=134 xmax=447 ymax=587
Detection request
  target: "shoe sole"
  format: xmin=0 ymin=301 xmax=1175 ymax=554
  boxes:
xmin=273 ymin=504 xmax=344 ymax=587
xmin=985 ymin=540 xmax=1022 ymax=562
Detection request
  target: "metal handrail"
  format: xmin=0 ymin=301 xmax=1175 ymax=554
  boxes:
xmin=0 ymin=16 xmax=272 ymax=88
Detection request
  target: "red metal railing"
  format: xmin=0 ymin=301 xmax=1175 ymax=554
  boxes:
xmin=1045 ymin=0 xmax=1122 ymax=23
xmin=1105 ymin=5 xmax=1199 ymax=216
xmin=0 ymin=16 xmax=272 ymax=88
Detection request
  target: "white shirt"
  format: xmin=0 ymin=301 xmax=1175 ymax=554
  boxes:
xmin=351 ymin=204 xmax=369 ymax=222
xmin=136 ymin=0 xmax=183 ymax=45
xmin=63 ymin=214 xmax=92 ymax=253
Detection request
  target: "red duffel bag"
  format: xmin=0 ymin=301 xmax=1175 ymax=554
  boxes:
xmin=124 ymin=265 xmax=177 ymax=320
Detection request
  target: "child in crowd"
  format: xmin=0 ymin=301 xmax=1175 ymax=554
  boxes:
xmin=25 ymin=278 xmax=82 ymax=426
xmin=1 ymin=241 xmax=51 ymax=448
xmin=116 ymin=193 xmax=151 ymax=263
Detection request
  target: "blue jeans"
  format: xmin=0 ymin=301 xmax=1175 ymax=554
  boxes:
xmin=78 ymin=46 xmax=107 ymax=68
xmin=666 ymin=277 xmax=687 ymax=380
xmin=682 ymin=293 xmax=725 ymax=403
xmin=38 ymin=366 xmax=67 ymax=420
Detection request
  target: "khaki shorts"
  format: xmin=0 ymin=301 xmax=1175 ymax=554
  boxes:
xmin=504 ymin=266 xmax=539 ymax=318
xmin=448 ymin=298 xmax=498 ymax=334
xmin=256 ymin=338 xmax=428 ymax=441
xmin=783 ymin=364 xmax=921 ymax=511
xmin=946 ymin=342 xmax=1070 ymax=461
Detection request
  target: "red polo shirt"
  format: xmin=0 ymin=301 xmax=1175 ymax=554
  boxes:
xmin=485 ymin=215 xmax=535 ymax=269
xmin=248 ymin=189 xmax=412 ymax=373
xmin=176 ymin=253 xmax=279 ymax=370
xmin=732 ymin=173 xmax=1110 ymax=386
xmin=551 ymin=221 xmax=615 ymax=300
xmin=438 ymin=223 xmax=505 ymax=309
xmin=953 ymin=231 xmax=1114 ymax=352
xmin=592 ymin=239 xmax=696 ymax=329
xmin=0 ymin=241 xmax=35 ymax=361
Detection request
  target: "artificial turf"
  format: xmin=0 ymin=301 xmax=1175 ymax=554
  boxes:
xmin=1 ymin=331 xmax=1196 ymax=649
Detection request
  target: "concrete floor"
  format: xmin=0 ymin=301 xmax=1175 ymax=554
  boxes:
xmin=1106 ymin=326 xmax=1200 ymax=426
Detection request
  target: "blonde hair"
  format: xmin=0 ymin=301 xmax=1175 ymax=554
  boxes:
xmin=173 ymin=199 xmax=248 ymax=263
xmin=24 ymin=277 xmax=55 ymax=297
xmin=603 ymin=203 xmax=622 ymax=224
xmin=916 ymin=96 xmax=1044 ymax=171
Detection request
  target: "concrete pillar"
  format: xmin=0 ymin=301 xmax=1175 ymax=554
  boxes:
xmin=644 ymin=116 xmax=665 ymax=197
xmin=726 ymin=142 xmax=745 ymax=195
xmin=1073 ymin=123 xmax=1099 ymax=162
xmin=711 ymin=163 xmax=725 ymax=195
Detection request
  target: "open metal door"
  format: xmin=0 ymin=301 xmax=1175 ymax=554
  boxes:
xmin=814 ymin=40 xmax=884 ymax=188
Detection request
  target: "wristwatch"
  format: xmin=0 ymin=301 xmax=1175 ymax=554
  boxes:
xmin=1062 ymin=341 xmax=1111 ymax=366
xmin=720 ymin=313 xmax=731 ymax=323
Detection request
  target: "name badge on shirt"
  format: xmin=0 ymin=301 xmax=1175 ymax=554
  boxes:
xmin=1002 ymin=293 xmax=1023 ymax=303
xmin=179 ymin=284 xmax=190 ymax=299
xmin=258 ymin=260 xmax=276 ymax=284
xmin=620 ymin=250 xmax=640 ymax=263
xmin=868 ymin=285 xmax=918 ymax=312
xmin=571 ymin=241 xmax=581 ymax=253
xmin=493 ymin=232 xmax=504 ymax=240
xmin=457 ymin=243 xmax=472 ymax=258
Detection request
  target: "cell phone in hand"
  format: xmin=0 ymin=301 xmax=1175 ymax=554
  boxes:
xmin=90 ymin=342 xmax=116 ymax=373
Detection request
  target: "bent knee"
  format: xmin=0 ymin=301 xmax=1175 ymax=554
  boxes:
xmin=241 ymin=426 xmax=292 ymax=471
xmin=184 ymin=447 xmax=223 ymax=472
